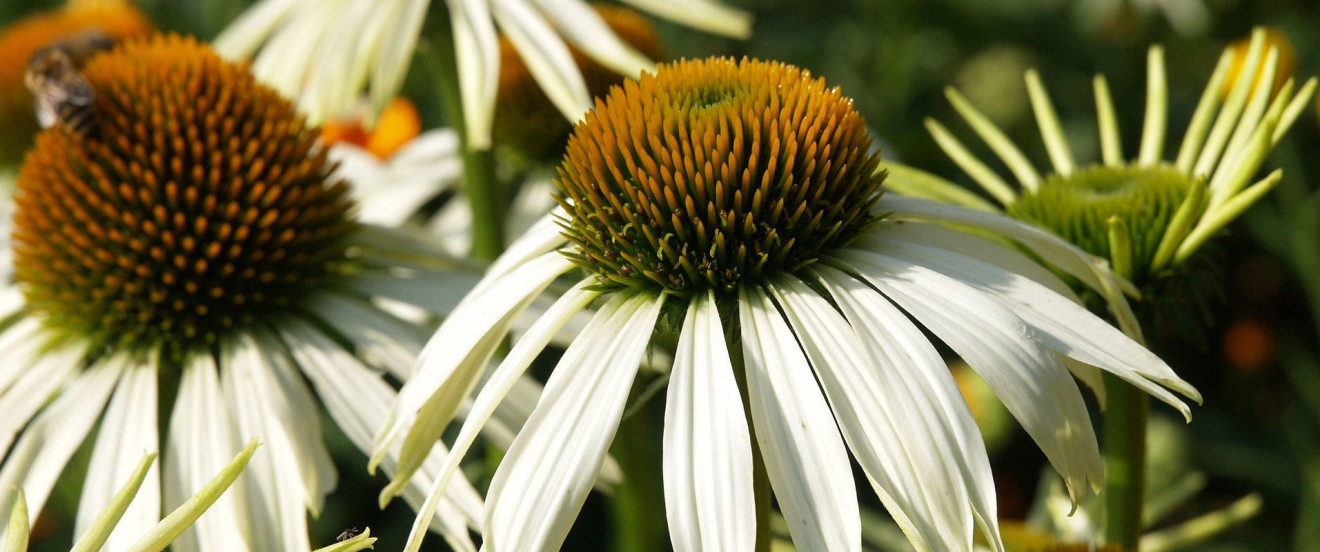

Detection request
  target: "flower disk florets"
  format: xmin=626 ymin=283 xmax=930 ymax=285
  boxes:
xmin=556 ymin=57 xmax=884 ymax=296
xmin=12 ymin=35 xmax=356 ymax=354
xmin=1007 ymin=164 xmax=1196 ymax=280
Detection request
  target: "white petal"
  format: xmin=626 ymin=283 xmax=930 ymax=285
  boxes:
xmin=877 ymin=194 xmax=1139 ymax=335
xmin=376 ymin=252 xmax=572 ymax=489
xmin=221 ymin=334 xmax=332 ymax=551
xmin=534 ymin=0 xmax=654 ymax=75
xmin=370 ymin=0 xmax=431 ymax=112
xmin=446 ymin=0 xmax=500 ymax=149
xmin=0 ymin=343 xmax=82 ymax=455
xmin=305 ymin=292 xmax=429 ymax=380
xmin=858 ymin=224 xmax=1107 ymax=403
xmin=738 ymin=285 xmax=860 ymax=552
xmin=618 ymin=0 xmax=752 ymax=38
xmin=301 ymin=0 xmax=380 ymax=118
xmin=483 ymin=207 xmax=570 ymax=283
xmin=211 ymin=0 xmax=303 ymax=59
xmin=0 ymin=319 xmax=46 ymax=398
xmin=484 ymin=292 xmax=663 ymax=552
xmin=769 ymin=275 xmax=974 ymax=551
xmin=663 ymin=291 xmax=755 ymax=552
xmin=248 ymin=0 xmax=340 ymax=106
xmin=812 ymin=266 xmax=1004 ymax=552
xmin=492 ymin=0 xmax=593 ymax=122
xmin=872 ymin=236 xmax=1200 ymax=414
xmin=283 ymin=320 xmax=480 ymax=552
xmin=400 ymin=279 xmax=598 ymax=552
xmin=77 ymin=360 xmax=160 ymax=552
xmin=164 ymin=355 xmax=248 ymax=552
xmin=835 ymin=249 xmax=1102 ymax=501
xmin=0 ymin=357 xmax=125 ymax=528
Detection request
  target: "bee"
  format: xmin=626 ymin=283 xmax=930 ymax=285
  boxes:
xmin=336 ymin=527 xmax=362 ymax=542
xmin=24 ymin=29 xmax=116 ymax=139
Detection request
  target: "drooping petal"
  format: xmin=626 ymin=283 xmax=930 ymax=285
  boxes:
xmin=446 ymin=0 xmax=500 ymax=149
xmin=738 ymin=285 xmax=860 ymax=552
xmin=872 ymin=237 xmax=1200 ymax=415
xmin=769 ymin=274 xmax=985 ymax=551
xmin=483 ymin=292 xmax=663 ymax=552
xmin=283 ymin=319 xmax=480 ymax=552
xmin=375 ymin=252 xmax=573 ymax=495
xmin=812 ymin=266 xmax=1004 ymax=551
xmin=221 ymin=335 xmax=329 ymax=551
xmin=400 ymin=279 xmax=599 ymax=552
xmin=877 ymin=195 xmax=1141 ymax=336
xmin=663 ymin=290 xmax=755 ymax=552
xmin=534 ymin=0 xmax=655 ymax=75
xmin=492 ymin=0 xmax=593 ymax=122
xmin=164 ymin=355 xmax=248 ymax=552
xmin=77 ymin=361 xmax=160 ymax=552
xmin=0 ymin=357 xmax=125 ymax=529
xmin=0 ymin=343 xmax=82 ymax=455
xmin=211 ymin=0 xmax=303 ymax=59
xmin=835 ymin=249 xmax=1103 ymax=502
xmin=617 ymin=0 xmax=751 ymax=38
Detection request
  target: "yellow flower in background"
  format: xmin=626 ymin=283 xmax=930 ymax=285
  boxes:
xmin=0 ymin=0 xmax=152 ymax=166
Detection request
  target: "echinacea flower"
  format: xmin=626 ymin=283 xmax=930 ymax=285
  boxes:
xmin=894 ymin=28 xmax=1315 ymax=334
xmin=375 ymin=57 xmax=1200 ymax=552
xmin=212 ymin=0 xmax=750 ymax=149
xmin=0 ymin=35 xmax=490 ymax=552
xmin=0 ymin=0 xmax=153 ymax=166
xmin=2 ymin=441 xmax=258 ymax=552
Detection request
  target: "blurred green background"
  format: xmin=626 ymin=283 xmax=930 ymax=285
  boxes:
xmin=3 ymin=0 xmax=1320 ymax=550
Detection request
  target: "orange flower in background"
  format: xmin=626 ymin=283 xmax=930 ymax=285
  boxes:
xmin=321 ymin=97 xmax=422 ymax=160
xmin=0 ymin=0 xmax=153 ymax=166
xmin=1223 ymin=319 xmax=1275 ymax=372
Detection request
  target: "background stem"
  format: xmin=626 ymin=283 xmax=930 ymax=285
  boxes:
xmin=429 ymin=18 xmax=505 ymax=261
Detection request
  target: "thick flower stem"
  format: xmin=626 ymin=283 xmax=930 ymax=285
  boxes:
xmin=1103 ymin=373 xmax=1149 ymax=550
xmin=429 ymin=20 xmax=505 ymax=261
xmin=611 ymin=386 xmax=670 ymax=552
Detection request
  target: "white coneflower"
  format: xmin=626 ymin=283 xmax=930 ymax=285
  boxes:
xmin=211 ymin=0 xmax=750 ymax=149
xmin=374 ymin=57 xmax=1200 ymax=552
xmin=0 ymin=35 xmax=489 ymax=552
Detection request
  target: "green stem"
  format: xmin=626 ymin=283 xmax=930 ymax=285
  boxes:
xmin=429 ymin=19 xmax=505 ymax=261
xmin=610 ymin=385 xmax=669 ymax=552
xmin=725 ymin=324 xmax=772 ymax=552
xmin=1103 ymin=374 xmax=1149 ymax=550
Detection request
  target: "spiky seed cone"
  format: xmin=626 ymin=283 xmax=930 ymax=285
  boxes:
xmin=12 ymin=35 xmax=356 ymax=355
xmin=557 ymin=57 xmax=884 ymax=297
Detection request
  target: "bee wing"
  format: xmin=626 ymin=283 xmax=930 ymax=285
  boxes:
xmin=60 ymin=75 xmax=96 ymax=106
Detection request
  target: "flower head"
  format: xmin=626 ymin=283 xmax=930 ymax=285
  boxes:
xmin=0 ymin=0 xmax=152 ymax=166
xmin=895 ymin=28 xmax=1315 ymax=335
xmin=376 ymin=57 xmax=1199 ymax=552
xmin=0 ymin=35 xmax=487 ymax=551
xmin=212 ymin=0 xmax=750 ymax=148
